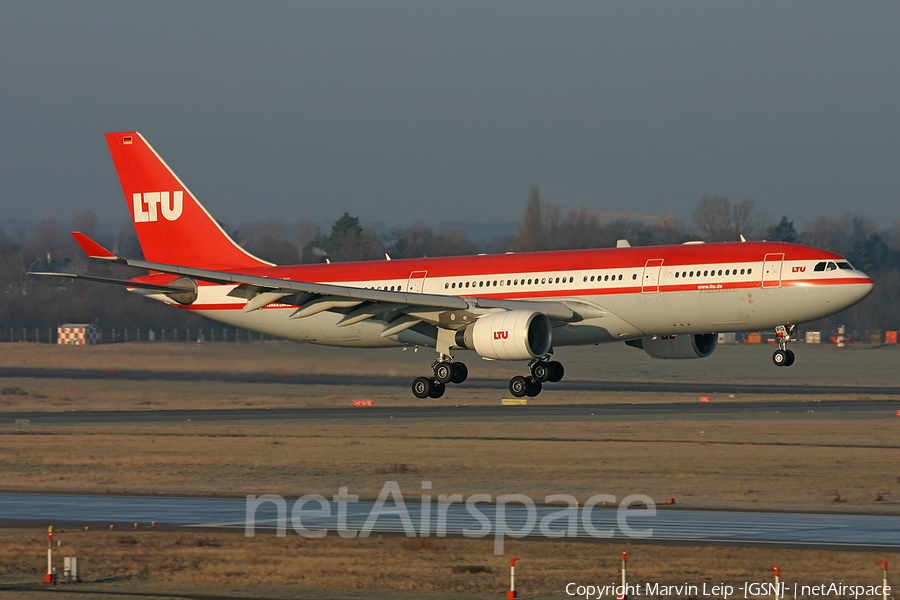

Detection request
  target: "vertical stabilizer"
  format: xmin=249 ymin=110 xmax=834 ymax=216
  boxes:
xmin=105 ymin=132 xmax=273 ymax=270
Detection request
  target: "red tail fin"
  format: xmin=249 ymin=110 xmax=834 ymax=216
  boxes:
xmin=105 ymin=132 xmax=273 ymax=270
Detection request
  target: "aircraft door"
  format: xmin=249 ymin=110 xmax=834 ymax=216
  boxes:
xmin=407 ymin=271 xmax=427 ymax=293
xmin=762 ymin=253 xmax=784 ymax=288
xmin=642 ymin=259 xmax=664 ymax=293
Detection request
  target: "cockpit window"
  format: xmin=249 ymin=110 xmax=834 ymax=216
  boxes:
xmin=826 ymin=262 xmax=837 ymax=271
xmin=836 ymin=261 xmax=853 ymax=270
xmin=814 ymin=262 xmax=826 ymax=272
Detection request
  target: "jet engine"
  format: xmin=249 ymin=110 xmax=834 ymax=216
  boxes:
xmin=626 ymin=333 xmax=717 ymax=359
xmin=455 ymin=310 xmax=552 ymax=360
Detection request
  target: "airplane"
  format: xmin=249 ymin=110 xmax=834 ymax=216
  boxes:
xmin=31 ymin=132 xmax=874 ymax=399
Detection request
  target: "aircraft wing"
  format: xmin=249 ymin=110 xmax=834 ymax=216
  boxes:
xmin=55 ymin=232 xmax=581 ymax=322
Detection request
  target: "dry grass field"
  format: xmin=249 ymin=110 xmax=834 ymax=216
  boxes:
xmin=1 ymin=341 xmax=898 ymax=598
xmin=0 ymin=529 xmax=896 ymax=599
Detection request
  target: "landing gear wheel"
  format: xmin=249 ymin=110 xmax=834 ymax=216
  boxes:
xmin=784 ymin=349 xmax=795 ymax=367
xmin=412 ymin=376 xmax=433 ymax=398
xmin=509 ymin=375 xmax=528 ymax=398
xmin=546 ymin=361 xmax=564 ymax=383
xmin=428 ymin=381 xmax=445 ymax=398
xmin=772 ymin=349 xmax=788 ymax=367
xmin=524 ymin=376 xmax=542 ymax=397
xmin=433 ymin=362 xmax=454 ymax=384
xmin=531 ymin=362 xmax=550 ymax=382
xmin=451 ymin=362 xmax=468 ymax=384
xmin=773 ymin=324 xmax=796 ymax=368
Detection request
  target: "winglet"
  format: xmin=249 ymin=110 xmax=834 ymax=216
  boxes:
xmin=71 ymin=232 xmax=119 ymax=260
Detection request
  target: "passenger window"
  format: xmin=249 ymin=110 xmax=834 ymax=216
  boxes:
xmin=675 ymin=272 xmax=679 ymax=278
xmin=725 ymin=270 xmax=729 ymax=276
xmin=740 ymin=269 xmax=745 ymax=275
xmin=465 ymin=282 xmax=470 ymax=288
xmin=717 ymin=270 xmax=722 ymax=276
xmin=632 ymin=273 xmax=637 ymax=280
xmin=618 ymin=274 xmax=623 ymax=281
xmin=704 ymin=270 xmax=708 ymax=276
xmin=747 ymin=268 xmax=752 ymax=274
xmin=445 ymin=283 xmax=449 ymax=289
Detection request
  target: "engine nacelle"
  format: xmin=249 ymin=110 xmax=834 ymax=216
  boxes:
xmin=455 ymin=310 xmax=552 ymax=360
xmin=626 ymin=333 xmax=717 ymax=359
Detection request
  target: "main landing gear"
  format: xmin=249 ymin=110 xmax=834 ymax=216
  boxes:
xmin=411 ymin=356 xmax=468 ymax=399
xmin=772 ymin=324 xmax=796 ymax=367
xmin=508 ymin=358 xmax=565 ymax=398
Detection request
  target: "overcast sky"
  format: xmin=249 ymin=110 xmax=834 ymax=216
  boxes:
xmin=1 ymin=1 xmax=898 ymax=232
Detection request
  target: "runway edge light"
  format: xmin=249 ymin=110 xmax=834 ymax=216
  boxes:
xmin=507 ymin=557 xmax=520 ymax=600
xmin=618 ymin=552 xmax=631 ymax=600
xmin=877 ymin=561 xmax=888 ymax=600
xmin=45 ymin=526 xmax=55 ymax=584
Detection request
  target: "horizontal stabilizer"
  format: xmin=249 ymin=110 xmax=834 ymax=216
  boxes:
xmin=27 ymin=272 xmax=196 ymax=293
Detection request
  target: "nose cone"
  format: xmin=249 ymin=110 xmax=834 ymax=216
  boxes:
xmin=850 ymin=272 xmax=874 ymax=304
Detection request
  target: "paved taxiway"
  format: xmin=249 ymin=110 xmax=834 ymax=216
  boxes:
xmin=4 ymin=399 xmax=900 ymax=424
xmin=2 ymin=366 xmax=898 ymax=396
xmin=1 ymin=493 xmax=898 ymax=550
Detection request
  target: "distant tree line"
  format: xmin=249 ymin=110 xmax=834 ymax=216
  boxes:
xmin=1 ymin=188 xmax=898 ymax=336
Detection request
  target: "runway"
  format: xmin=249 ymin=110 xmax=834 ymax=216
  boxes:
xmin=4 ymin=399 xmax=900 ymax=424
xmin=1 ymin=493 xmax=898 ymax=550
xmin=2 ymin=366 xmax=898 ymax=396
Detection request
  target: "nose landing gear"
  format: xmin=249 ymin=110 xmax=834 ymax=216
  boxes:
xmin=772 ymin=324 xmax=796 ymax=367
